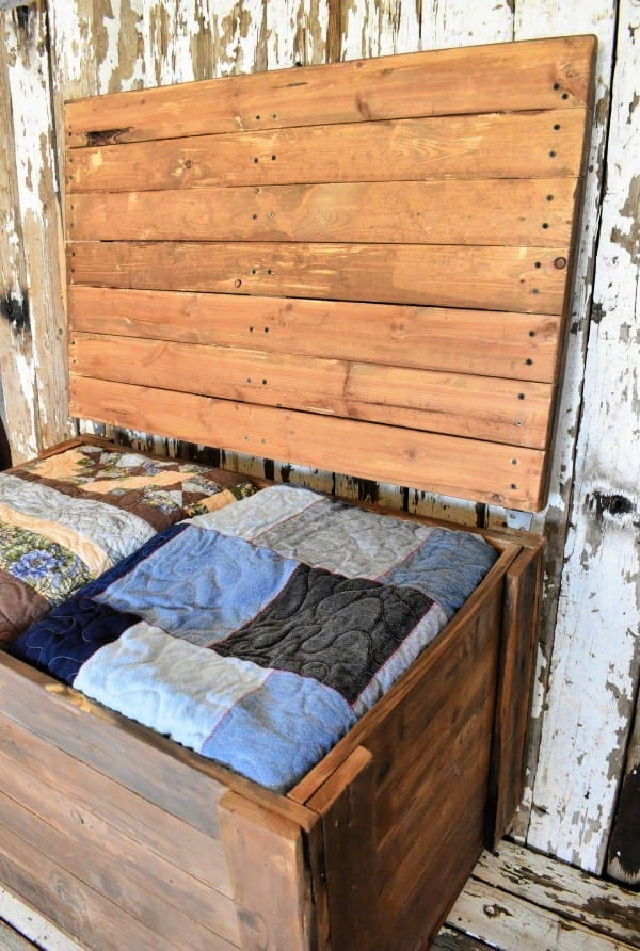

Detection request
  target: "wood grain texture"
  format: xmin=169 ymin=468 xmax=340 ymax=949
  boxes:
xmin=69 ymin=333 xmax=554 ymax=448
xmin=0 ymin=788 xmax=238 ymax=950
xmin=0 ymin=714 xmax=233 ymax=899
xmin=489 ymin=547 xmax=543 ymax=846
xmin=220 ymin=793 xmax=313 ymax=951
xmin=66 ymin=108 xmax=587 ymax=193
xmin=448 ymin=877 xmax=636 ymax=951
xmin=67 ymin=240 xmax=570 ymax=315
xmin=69 ymin=376 xmax=547 ymax=509
xmin=0 ymin=5 xmax=73 ymax=463
xmin=0 ymin=652 xmax=314 ymax=836
xmin=473 ymin=840 xmax=640 ymax=948
xmin=68 ymin=286 xmax=563 ymax=383
xmin=0 ymin=882 xmax=84 ymax=951
xmin=64 ymin=35 xmax=596 ymax=147
xmin=67 ymin=178 xmax=578 ymax=247
xmin=0 ymin=823 xmax=180 ymax=951
xmin=0 ymin=919 xmax=37 ymax=951
xmin=306 ymin=747 xmax=375 ymax=951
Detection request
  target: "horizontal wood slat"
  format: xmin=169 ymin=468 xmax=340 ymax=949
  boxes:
xmin=0 ymin=788 xmax=239 ymax=951
xmin=64 ymin=36 xmax=596 ymax=147
xmin=65 ymin=109 xmax=587 ymax=192
xmin=70 ymin=333 xmax=553 ymax=448
xmin=68 ymin=287 xmax=563 ymax=383
xmin=68 ymin=241 xmax=570 ymax=314
xmin=69 ymin=376 xmax=547 ymax=510
xmin=67 ymin=178 xmax=577 ymax=248
xmin=0 ymin=714 xmax=233 ymax=899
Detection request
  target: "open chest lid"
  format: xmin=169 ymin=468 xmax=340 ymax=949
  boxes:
xmin=64 ymin=34 xmax=596 ymax=512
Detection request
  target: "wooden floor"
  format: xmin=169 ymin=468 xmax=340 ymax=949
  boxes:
xmin=1 ymin=840 xmax=638 ymax=950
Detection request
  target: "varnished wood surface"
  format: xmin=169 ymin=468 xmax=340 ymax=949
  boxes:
xmin=67 ymin=240 xmax=570 ymax=315
xmin=489 ymin=546 xmax=543 ymax=846
xmin=69 ymin=376 xmax=547 ymax=509
xmin=65 ymin=36 xmax=596 ymax=147
xmin=69 ymin=332 xmax=554 ymax=448
xmin=63 ymin=36 xmax=595 ymax=511
xmin=67 ymin=178 xmax=577 ymax=247
xmin=307 ymin=747 xmax=375 ymax=951
xmin=68 ymin=287 xmax=563 ymax=383
xmin=220 ymin=793 xmax=314 ymax=951
xmin=66 ymin=109 xmax=587 ymax=193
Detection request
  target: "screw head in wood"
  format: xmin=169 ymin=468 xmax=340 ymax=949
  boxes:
xmin=555 ymin=257 xmax=567 ymax=269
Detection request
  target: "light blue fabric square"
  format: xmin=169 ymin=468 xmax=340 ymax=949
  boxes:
xmin=201 ymin=669 xmax=356 ymax=791
xmin=96 ymin=526 xmax=298 ymax=645
xmin=380 ymin=527 xmax=498 ymax=617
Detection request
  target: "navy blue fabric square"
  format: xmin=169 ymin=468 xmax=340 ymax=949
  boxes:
xmin=215 ymin=564 xmax=432 ymax=704
xmin=10 ymin=523 xmax=188 ymax=684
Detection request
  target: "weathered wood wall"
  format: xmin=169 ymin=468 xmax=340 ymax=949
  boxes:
xmin=0 ymin=0 xmax=638 ymax=881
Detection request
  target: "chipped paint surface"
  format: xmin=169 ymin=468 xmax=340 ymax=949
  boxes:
xmin=509 ymin=0 xmax=620 ymax=845
xmin=527 ymin=0 xmax=640 ymax=874
xmin=1 ymin=0 xmax=638 ymax=879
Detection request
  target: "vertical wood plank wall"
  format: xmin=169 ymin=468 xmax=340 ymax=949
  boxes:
xmin=0 ymin=0 xmax=638 ymax=882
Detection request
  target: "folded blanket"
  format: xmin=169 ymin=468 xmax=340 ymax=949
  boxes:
xmin=12 ymin=485 xmax=498 ymax=791
xmin=0 ymin=442 xmax=255 ymax=644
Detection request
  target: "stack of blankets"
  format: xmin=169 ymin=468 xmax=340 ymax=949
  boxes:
xmin=10 ymin=482 xmax=498 ymax=791
xmin=0 ymin=442 xmax=255 ymax=644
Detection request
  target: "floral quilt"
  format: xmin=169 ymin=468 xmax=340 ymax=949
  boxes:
xmin=0 ymin=442 xmax=255 ymax=645
xmin=12 ymin=485 xmax=498 ymax=792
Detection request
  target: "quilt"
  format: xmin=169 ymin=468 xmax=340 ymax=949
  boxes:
xmin=0 ymin=442 xmax=255 ymax=645
xmin=12 ymin=485 xmax=498 ymax=792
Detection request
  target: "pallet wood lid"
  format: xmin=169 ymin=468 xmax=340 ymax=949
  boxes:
xmin=65 ymin=35 xmax=596 ymax=511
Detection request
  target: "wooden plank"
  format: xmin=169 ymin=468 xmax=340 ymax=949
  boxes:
xmin=447 ymin=878 xmax=637 ymax=951
xmin=474 ymin=840 xmax=640 ymax=949
xmin=0 ymin=737 xmax=240 ymax=946
xmin=0 ymin=883 xmax=84 ymax=951
xmin=69 ymin=333 xmax=554 ymax=449
xmin=0 ymin=14 xmax=40 ymax=463
xmin=433 ymin=929 xmax=493 ymax=951
xmin=69 ymin=376 xmax=547 ymax=509
xmin=0 ymin=821 xmax=181 ymax=951
xmin=0 ymin=4 xmax=72 ymax=461
xmin=220 ymin=793 xmax=313 ymax=951
xmin=67 ymin=178 xmax=578 ymax=248
xmin=350 ymin=572 xmax=502 ymax=951
xmin=0 ymin=919 xmax=37 ymax=951
xmin=0 ymin=653 xmax=316 ymax=837
xmin=64 ymin=36 xmax=596 ymax=147
xmin=525 ymin=0 xmax=640 ymax=873
xmin=65 ymin=109 xmax=587 ymax=194
xmin=306 ymin=747 xmax=374 ymax=951
xmin=68 ymin=286 xmax=563 ymax=384
xmin=67 ymin=241 xmax=570 ymax=315
xmin=489 ymin=546 xmax=543 ymax=845
xmin=0 ymin=714 xmax=233 ymax=898
xmin=0 ymin=789 xmax=238 ymax=951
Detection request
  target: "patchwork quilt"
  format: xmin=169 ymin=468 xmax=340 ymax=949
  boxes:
xmin=0 ymin=443 xmax=255 ymax=645
xmin=12 ymin=485 xmax=498 ymax=792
